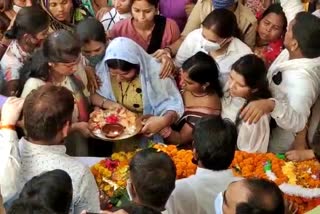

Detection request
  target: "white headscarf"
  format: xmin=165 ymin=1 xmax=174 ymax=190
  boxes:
xmin=96 ymin=37 xmax=184 ymax=118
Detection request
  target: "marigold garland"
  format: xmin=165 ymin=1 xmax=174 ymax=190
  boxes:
xmin=91 ymin=146 xmax=320 ymax=213
xmin=153 ymin=144 xmax=197 ymax=179
xmin=231 ymin=151 xmax=288 ymax=185
xmin=230 ymin=151 xmax=320 ymax=214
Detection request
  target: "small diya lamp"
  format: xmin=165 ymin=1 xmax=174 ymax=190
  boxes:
xmin=102 ymin=123 xmax=124 ymax=138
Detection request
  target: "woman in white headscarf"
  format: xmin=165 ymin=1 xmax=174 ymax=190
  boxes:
xmin=91 ymin=37 xmax=184 ymax=149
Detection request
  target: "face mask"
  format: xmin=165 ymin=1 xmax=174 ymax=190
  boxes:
xmin=201 ymin=36 xmax=221 ymax=53
xmin=214 ymin=192 xmax=224 ymax=214
xmin=86 ymin=52 xmax=105 ymax=67
xmin=13 ymin=5 xmax=22 ymax=13
xmin=212 ymin=0 xmax=235 ymax=9
xmin=126 ymin=179 xmax=133 ymax=201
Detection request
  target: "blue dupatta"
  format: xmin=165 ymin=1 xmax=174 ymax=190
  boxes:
xmin=96 ymin=37 xmax=184 ymax=118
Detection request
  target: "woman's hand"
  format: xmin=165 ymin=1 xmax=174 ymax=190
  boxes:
xmin=152 ymin=48 xmax=170 ymax=60
xmin=101 ymin=100 xmax=123 ymax=110
xmin=85 ymin=66 xmax=101 ymax=94
xmin=240 ymin=99 xmax=275 ymax=124
xmin=141 ymin=116 xmax=168 ymax=137
xmin=159 ymin=55 xmax=175 ymax=79
xmin=71 ymin=122 xmax=93 ymax=138
xmin=285 ymin=150 xmax=315 ymax=162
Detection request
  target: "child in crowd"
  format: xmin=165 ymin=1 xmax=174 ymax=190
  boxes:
xmin=99 ymin=0 xmax=132 ymax=32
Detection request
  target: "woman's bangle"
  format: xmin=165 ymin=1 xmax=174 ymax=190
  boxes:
xmin=0 ymin=124 xmax=16 ymax=130
xmin=164 ymin=47 xmax=173 ymax=58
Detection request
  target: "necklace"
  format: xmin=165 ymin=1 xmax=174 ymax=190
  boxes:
xmin=191 ymin=91 xmax=208 ymax=97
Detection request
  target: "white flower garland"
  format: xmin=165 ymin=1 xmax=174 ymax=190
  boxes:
xmin=265 ymin=170 xmax=320 ymax=198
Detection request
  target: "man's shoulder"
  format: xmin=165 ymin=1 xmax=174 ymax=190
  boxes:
xmin=239 ymin=3 xmax=257 ymax=24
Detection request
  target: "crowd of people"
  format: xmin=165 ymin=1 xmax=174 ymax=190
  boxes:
xmin=0 ymin=0 xmax=320 ymax=213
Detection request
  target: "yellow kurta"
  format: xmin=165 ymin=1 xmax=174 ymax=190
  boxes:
xmin=110 ymin=75 xmax=144 ymax=152
xmin=111 ymin=75 xmax=143 ymax=114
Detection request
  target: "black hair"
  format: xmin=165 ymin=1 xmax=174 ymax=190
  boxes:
xmin=202 ymin=8 xmax=241 ymax=39
xmin=182 ymin=51 xmax=223 ymax=97
xmin=236 ymin=179 xmax=285 ymax=214
xmin=7 ymin=200 xmax=56 ymax=214
xmin=43 ymin=29 xmax=81 ymax=63
xmin=129 ymin=148 xmax=176 ymax=210
xmin=76 ymin=17 xmax=107 ymax=45
xmin=5 ymin=6 xmax=49 ymax=40
xmin=260 ymin=3 xmax=287 ymax=33
xmin=19 ymin=169 xmax=73 ymax=214
xmin=107 ymin=59 xmax=140 ymax=73
xmin=292 ymin=12 xmax=320 ymax=58
xmin=193 ymin=116 xmax=237 ymax=170
xmin=19 ymin=50 xmax=50 ymax=90
xmin=121 ymin=202 xmax=162 ymax=214
xmin=231 ymin=54 xmax=272 ymax=101
xmin=132 ymin=0 xmax=159 ymax=7
xmin=18 ymin=29 xmax=81 ymax=90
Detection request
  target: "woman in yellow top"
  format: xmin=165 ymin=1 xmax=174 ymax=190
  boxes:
xmin=91 ymin=37 xmax=184 ymax=149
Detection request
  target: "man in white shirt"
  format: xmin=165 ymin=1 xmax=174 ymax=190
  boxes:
xmin=165 ymin=116 xmax=241 ymax=214
xmin=0 ymin=97 xmax=24 ymax=203
xmin=18 ymin=85 xmax=100 ymax=214
xmin=240 ymin=12 xmax=320 ymax=153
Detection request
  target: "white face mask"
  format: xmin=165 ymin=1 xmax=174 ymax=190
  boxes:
xmin=201 ymin=35 xmax=221 ymax=53
xmin=13 ymin=5 xmax=22 ymax=13
xmin=214 ymin=192 xmax=224 ymax=214
xmin=126 ymin=179 xmax=133 ymax=201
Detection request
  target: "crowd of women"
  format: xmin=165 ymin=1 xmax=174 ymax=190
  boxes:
xmin=0 ymin=0 xmax=320 ymax=213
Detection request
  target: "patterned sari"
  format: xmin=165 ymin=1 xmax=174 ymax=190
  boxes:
xmin=39 ymin=0 xmax=92 ymax=31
